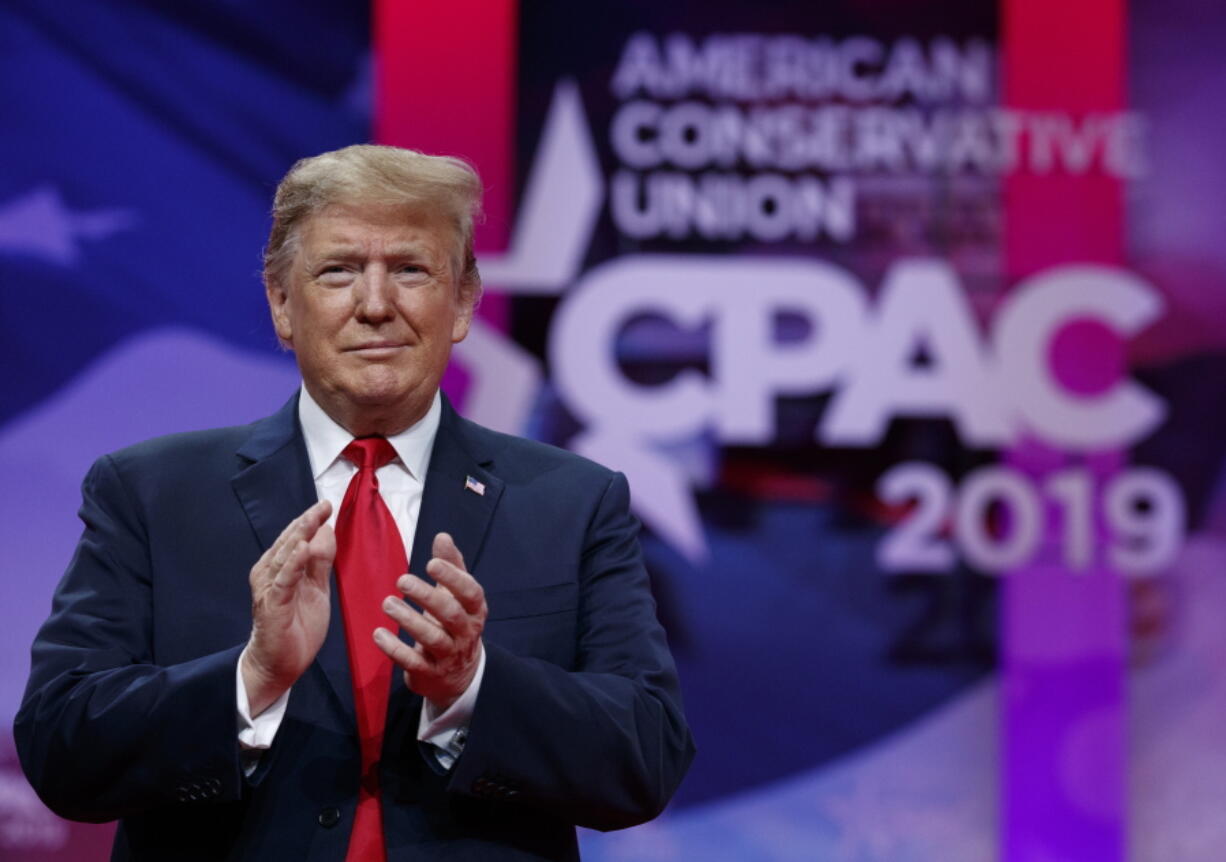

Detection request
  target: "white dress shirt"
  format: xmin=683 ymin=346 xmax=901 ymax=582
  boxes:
xmin=236 ymin=386 xmax=485 ymax=771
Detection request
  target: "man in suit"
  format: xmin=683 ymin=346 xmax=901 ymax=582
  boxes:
xmin=15 ymin=145 xmax=694 ymax=860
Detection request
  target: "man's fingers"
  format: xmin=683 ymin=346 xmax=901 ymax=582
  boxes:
xmin=272 ymin=541 xmax=310 ymax=593
xmin=264 ymin=523 xmax=300 ymax=579
xmin=258 ymin=500 xmax=333 ymax=583
xmin=432 ymin=532 xmax=465 ymax=569
xmin=424 ymin=558 xmax=486 ymax=617
xmin=373 ymin=627 xmax=432 ymax=673
xmin=258 ymin=501 xmax=333 ymax=591
xmin=382 ymin=596 xmax=453 ymax=654
xmin=301 ymin=498 xmax=333 ymax=534
xmin=307 ymin=522 xmax=336 ymax=564
xmin=303 ymin=524 xmax=334 ymax=587
xmin=279 ymin=499 xmax=330 ymax=548
xmin=397 ymin=574 xmax=468 ymax=631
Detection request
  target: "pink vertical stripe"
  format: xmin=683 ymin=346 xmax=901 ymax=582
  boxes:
xmin=1001 ymin=0 xmax=1129 ymax=860
xmin=374 ymin=0 xmax=516 ymax=333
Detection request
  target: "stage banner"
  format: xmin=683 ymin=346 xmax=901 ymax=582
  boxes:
xmin=376 ymin=2 xmax=1226 ymax=860
xmin=2 ymin=1 xmax=1225 ymax=860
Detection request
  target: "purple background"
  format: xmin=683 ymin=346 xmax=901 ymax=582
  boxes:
xmin=3 ymin=2 xmax=1225 ymax=859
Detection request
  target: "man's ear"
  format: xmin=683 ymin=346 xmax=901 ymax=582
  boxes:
xmin=266 ymin=279 xmax=294 ymax=348
xmin=451 ymin=281 xmax=477 ymax=344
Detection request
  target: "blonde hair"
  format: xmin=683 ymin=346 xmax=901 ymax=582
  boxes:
xmin=263 ymin=144 xmax=484 ymax=305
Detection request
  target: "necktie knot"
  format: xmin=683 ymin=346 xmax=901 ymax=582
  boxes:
xmin=343 ymin=437 xmax=398 ymax=472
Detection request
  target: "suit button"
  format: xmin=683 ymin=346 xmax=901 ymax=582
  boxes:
xmin=318 ymin=807 xmax=341 ymax=828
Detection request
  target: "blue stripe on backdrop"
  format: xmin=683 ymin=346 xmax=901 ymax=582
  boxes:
xmin=0 ymin=0 xmax=371 ymax=424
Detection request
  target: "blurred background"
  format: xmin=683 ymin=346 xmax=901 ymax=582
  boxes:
xmin=2 ymin=1 xmax=1225 ymax=859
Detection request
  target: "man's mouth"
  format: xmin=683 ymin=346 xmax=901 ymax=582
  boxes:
xmin=346 ymin=342 xmax=408 ymax=356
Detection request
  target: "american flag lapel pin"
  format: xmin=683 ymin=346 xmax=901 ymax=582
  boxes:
xmin=464 ymin=475 xmax=486 ymax=496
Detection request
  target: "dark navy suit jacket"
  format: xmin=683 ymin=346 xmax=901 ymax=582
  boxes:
xmin=15 ymin=394 xmax=694 ymax=860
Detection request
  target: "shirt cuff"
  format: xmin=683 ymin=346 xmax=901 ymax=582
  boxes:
xmin=417 ymin=642 xmax=485 ymax=769
xmin=236 ymin=647 xmax=290 ymax=751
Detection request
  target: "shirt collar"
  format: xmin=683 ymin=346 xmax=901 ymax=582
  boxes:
xmin=297 ymin=385 xmax=441 ymax=482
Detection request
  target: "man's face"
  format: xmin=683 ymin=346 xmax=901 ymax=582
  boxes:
xmin=267 ymin=202 xmax=474 ymax=435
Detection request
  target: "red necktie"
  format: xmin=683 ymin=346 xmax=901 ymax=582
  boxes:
xmin=334 ymin=437 xmax=406 ymax=862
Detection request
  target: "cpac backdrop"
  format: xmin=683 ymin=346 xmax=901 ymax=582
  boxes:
xmin=3 ymin=1 xmax=1225 ymax=859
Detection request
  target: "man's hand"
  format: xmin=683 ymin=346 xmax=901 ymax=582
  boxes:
xmin=242 ymin=499 xmax=335 ymax=717
xmin=375 ymin=532 xmax=487 ymax=711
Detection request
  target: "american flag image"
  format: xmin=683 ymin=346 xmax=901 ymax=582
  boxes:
xmin=464 ymin=475 xmax=486 ymax=496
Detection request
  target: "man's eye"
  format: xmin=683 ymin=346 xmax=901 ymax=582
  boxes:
xmin=317 ymin=266 xmax=352 ymax=284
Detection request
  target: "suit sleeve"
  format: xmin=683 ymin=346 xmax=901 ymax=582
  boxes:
xmin=14 ymin=454 xmax=246 ymax=822
xmin=445 ymin=471 xmax=696 ymax=831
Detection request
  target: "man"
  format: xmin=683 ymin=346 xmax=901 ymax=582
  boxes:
xmin=15 ymin=145 xmax=694 ymax=860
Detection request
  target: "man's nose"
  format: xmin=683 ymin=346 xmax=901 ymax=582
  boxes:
xmin=354 ymin=267 xmax=396 ymax=322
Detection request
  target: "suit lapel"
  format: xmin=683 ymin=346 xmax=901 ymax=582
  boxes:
xmin=231 ymin=394 xmax=356 ymax=728
xmin=409 ymin=398 xmax=505 ymax=581
xmin=386 ymin=399 xmax=505 ymax=734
